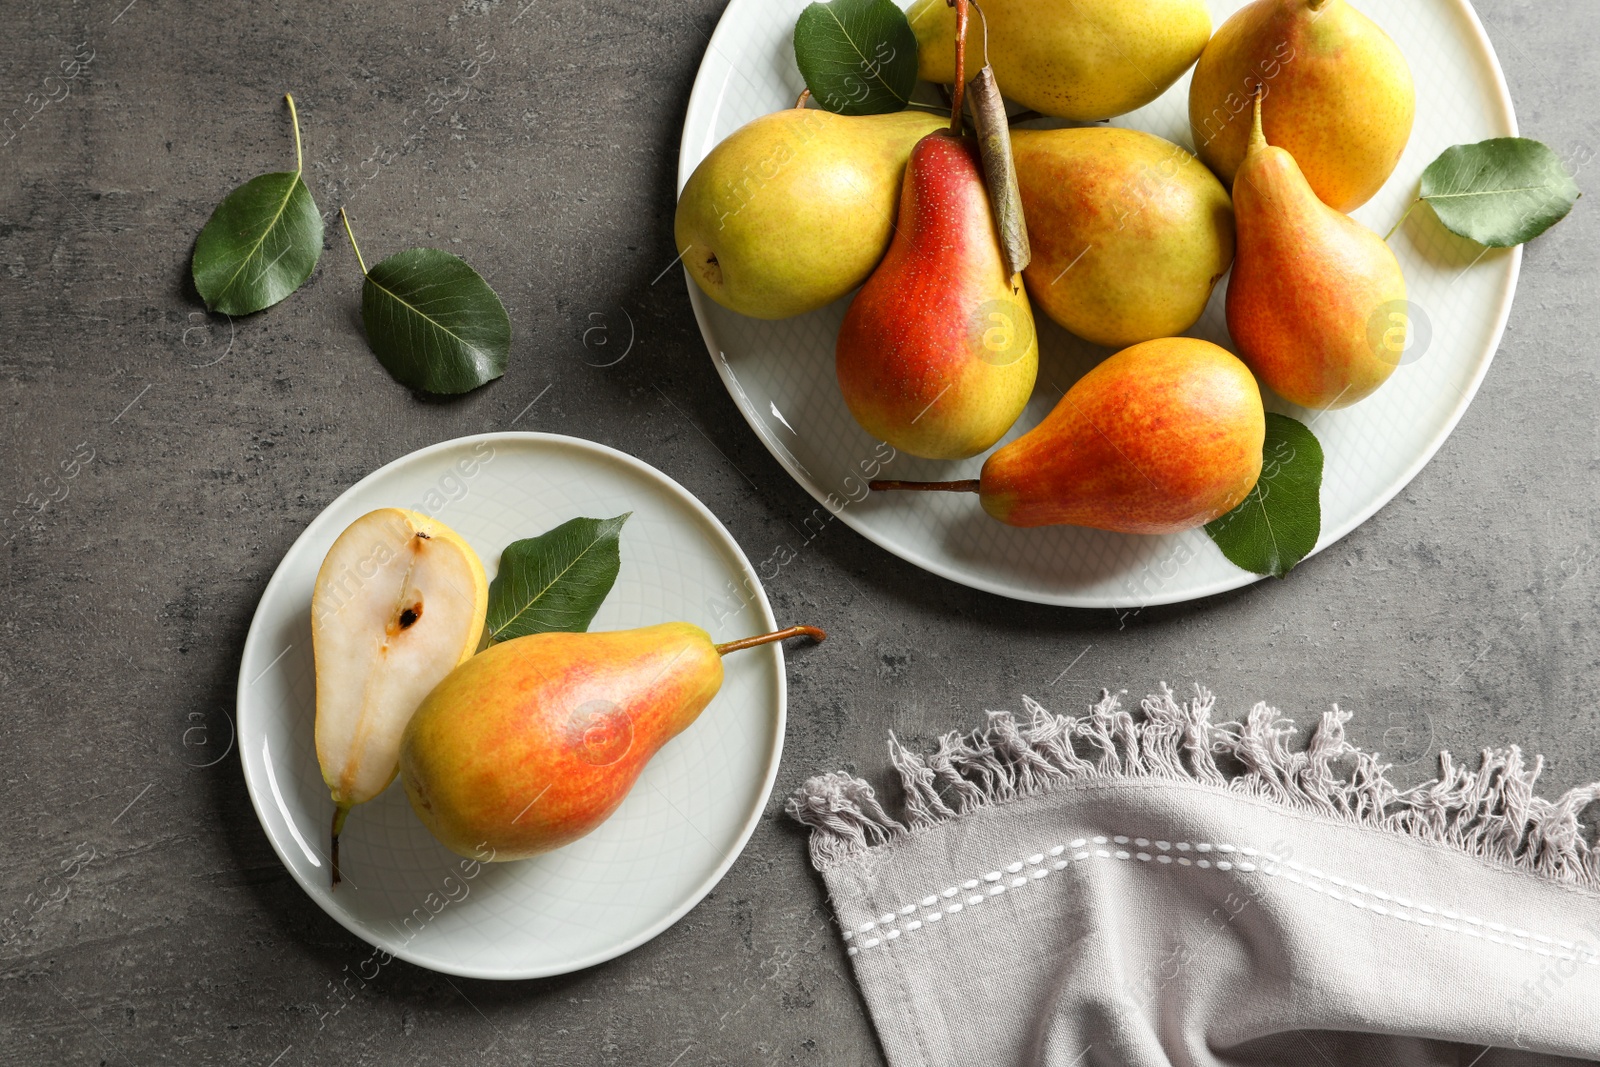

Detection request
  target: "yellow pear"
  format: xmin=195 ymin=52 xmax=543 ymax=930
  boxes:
xmin=312 ymin=508 xmax=488 ymax=885
xmin=1013 ymin=127 xmax=1234 ymax=349
xmin=907 ymin=0 xmax=1211 ymax=121
xmin=399 ymin=624 xmax=823 ymax=860
xmin=1225 ymin=96 xmax=1405 ymax=408
xmin=674 ymin=107 xmax=944 ymax=319
xmin=1189 ymin=0 xmax=1414 ymax=212
xmin=871 ymin=339 xmax=1265 ymax=532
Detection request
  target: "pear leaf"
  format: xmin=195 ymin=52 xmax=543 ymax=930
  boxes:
xmin=192 ymin=94 xmax=323 ymax=316
xmin=1418 ymin=138 xmax=1580 ymax=247
xmin=793 ymin=0 xmax=918 ymax=116
xmin=1205 ymin=414 xmax=1323 ymax=579
xmin=358 ymin=246 xmax=511 ymax=394
xmin=487 ymin=514 xmax=630 ymax=643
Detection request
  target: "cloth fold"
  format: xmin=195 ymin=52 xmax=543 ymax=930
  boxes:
xmin=787 ymin=688 xmax=1600 ymax=1066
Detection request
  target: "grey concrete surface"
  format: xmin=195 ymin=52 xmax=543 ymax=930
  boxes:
xmin=1 ymin=0 xmax=1597 ymax=1062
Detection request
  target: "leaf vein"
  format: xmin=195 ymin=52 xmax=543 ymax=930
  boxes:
xmin=215 ymin=176 xmax=302 ymax=302
xmin=817 ymin=5 xmax=907 ymax=104
xmin=491 ymin=531 xmax=616 ymax=638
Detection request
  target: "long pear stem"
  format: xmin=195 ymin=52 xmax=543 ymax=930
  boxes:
xmin=714 ymin=625 xmax=826 ymax=656
xmin=331 ymin=805 xmax=349 ymax=889
xmin=1384 ymin=200 xmax=1418 ymax=242
xmin=948 ymin=0 xmax=968 ymax=134
xmin=339 ymin=208 xmax=369 ymax=275
xmin=1248 ymin=87 xmax=1266 ymax=152
xmin=286 ymin=92 xmax=303 ymax=176
xmin=870 ymin=479 xmax=981 ymax=493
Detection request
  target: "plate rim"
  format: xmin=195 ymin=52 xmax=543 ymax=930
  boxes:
xmin=677 ymin=0 xmax=1521 ymax=609
xmin=235 ymin=430 xmax=784 ymax=980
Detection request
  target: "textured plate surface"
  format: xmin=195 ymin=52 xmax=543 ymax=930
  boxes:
xmin=237 ymin=433 xmax=784 ymax=979
xmin=678 ymin=0 xmax=1519 ymax=607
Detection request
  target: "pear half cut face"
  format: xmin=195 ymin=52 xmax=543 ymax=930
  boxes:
xmin=312 ymin=508 xmax=488 ymax=810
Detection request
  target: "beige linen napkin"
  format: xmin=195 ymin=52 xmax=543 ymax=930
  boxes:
xmin=788 ymin=688 xmax=1600 ymax=1066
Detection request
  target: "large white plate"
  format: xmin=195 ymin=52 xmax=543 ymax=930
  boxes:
xmin=237 ymin=433 xmax=786 ymax=979
xmin=678 ymin=0 xmax=1519 ymax=607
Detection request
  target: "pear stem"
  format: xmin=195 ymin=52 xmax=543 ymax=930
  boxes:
xmin=795 ymin=88 xmax=811 ymax=109
xmin=339 ymin=208 xmax=369 ymax=275
xmin=331 ymin=805 xmax=350 ymax=889
xmin=1248 ymin=87 xmax=1266 ymax=153
xmin=1384 ymin=200 xmax=1418 ymax=242
xmin=870 ymin=479 xmax=981 ymax=493
xmin=948 ymin=0 xmax=968 ymax=135
xmin=714 ymin=625 xmax=827 ymax=656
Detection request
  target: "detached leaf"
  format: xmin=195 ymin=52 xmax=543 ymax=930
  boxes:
xmin=487 ymin=514 xmax=630 ymax=642
xmin=360 ymin=247 xmax=511 ymax=394
xmin=967 ymin=65 xmax=1029 ymax=276
xmin=192 ymin=94 xmax=323 ymax=315
xmin=1419 ymin=138 xmax=1580 ymax=247
xmin=1205 ymin=414 xmax=1323 ymax=578
xmin=794 ymin=0 xmax=918 ymax=116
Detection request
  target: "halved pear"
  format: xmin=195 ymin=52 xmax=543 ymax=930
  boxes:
xmin=311 ymin=508 xmax=487 ymax=885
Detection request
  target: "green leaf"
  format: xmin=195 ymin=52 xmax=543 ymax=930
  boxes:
xmin=793 ymin=0 xmax=918 ymax=116
xmin=486 ymin=514 xmax=630 ymax=642
xmin=359 ymin=247 xmax=511 ymax=394
xmin=1205 ymin=414 xmax=1323 ymax=579
xmin=192 ymin=95 xmax=323 ymax=315
xmin=1419 ymin=138 xmax=1580 ymax=247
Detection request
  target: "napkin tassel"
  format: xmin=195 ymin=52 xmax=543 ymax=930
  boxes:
xmin=787 ymin=686 xmax=1600 ymax=888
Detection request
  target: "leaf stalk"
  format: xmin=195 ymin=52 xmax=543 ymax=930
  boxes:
xmin=339 ymin=208 xmax=369 ymax=275
xmin=285 ymin=92 xmax=303 ymax=176
xmin=1384 ymin=199 xmax=1418 ymax=243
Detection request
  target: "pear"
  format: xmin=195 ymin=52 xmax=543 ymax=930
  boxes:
xmin=872 ymin=338 xmax=1264 ymax=533
xmin=907 ymin=0 xmax=1211 ymax=121
xmin=1226 ymin=96 xmax=1405 ymax=409
xmin=836 ymin=130 xmax=1038 ymax=460
xmin=398 ymin=624 xmax=824 ymax=860
xmin=674 ymin=107 xmax=945 ymax=319
xmin=1013 ymin=127 xmax=1235 ymax=349
xmin=312 ymin=508 xmax=488 ymax=885
xmin=1189 ymin=0 xmax=1414 ymax=212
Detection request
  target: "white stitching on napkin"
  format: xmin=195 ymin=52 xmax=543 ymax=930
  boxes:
xmin=843 ymin=835 xmax=1600 ymax=967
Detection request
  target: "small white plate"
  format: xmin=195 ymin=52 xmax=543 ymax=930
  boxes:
xmin=679 ymin=0 xmax=1520 ymax=607
xmin=237 ymin=432 xmax=785 ymax=979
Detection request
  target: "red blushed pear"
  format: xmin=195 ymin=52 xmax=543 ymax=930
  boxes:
xmin=1226 ymin=93 xmax=1406 ymax=410
xmin=397 ymin=623 xmax=823 ymax=861
xmin=871 ymin=338 xmax=1265 ymax=533
xmin=834 ymin=0 xmax=1038 ymax=461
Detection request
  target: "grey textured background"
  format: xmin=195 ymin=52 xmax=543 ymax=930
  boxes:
xmin=1 ymin=0 xmax=1596 ymax=1062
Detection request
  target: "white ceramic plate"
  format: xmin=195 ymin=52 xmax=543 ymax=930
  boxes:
xmin=678 ymin=0 xmax=1520 ymax=607
xmin=237 ymin=433 xmax=785 ymax=979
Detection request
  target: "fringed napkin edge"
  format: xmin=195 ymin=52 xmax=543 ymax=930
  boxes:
xmin=785 ymin=685 xmax=1600 ymax=889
